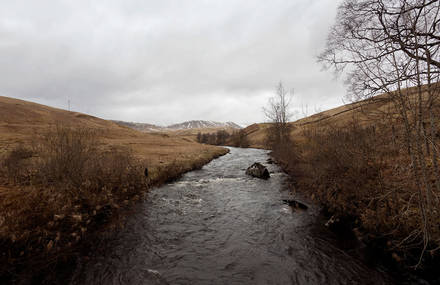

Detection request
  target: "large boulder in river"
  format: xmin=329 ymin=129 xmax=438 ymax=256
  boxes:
xmin=245 ymin=162 xmax=270 ymax=179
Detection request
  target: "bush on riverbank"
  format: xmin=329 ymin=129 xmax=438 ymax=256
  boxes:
xmin=270 ymin=112 xmax=440 ymax=277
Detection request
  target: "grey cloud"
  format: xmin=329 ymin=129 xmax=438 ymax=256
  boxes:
xmin=0 ymin=0 xmax=345 ymax=125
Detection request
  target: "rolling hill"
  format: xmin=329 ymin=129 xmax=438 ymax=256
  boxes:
xmin=235 ymin=92 xmax=397 ymax=148
xmin=0 ymin=96 xmax=227 ymax=164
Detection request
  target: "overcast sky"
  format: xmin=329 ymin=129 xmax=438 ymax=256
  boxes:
xmin=0 ymin=0 xmax=345 ymax=126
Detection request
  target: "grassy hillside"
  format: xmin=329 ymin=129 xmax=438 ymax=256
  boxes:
xmin=239 ymin=84 xmax=440 ymax=149
xmin=238 ymin=94 xmax=394 ymax=149
xmin=0 ymin=96 xmax=226 ymax=165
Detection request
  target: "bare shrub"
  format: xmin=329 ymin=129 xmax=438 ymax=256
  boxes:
xmin=1 ymin=145 xmax=34 ymax=183
xmin=264 ymin=82 xmax=293 ymax=150
xmin=262 ymin=82 xmax=301 ymax=171
xmin=0 ymin=125 xmax=148 ymax=280
xmin=32 ymin=126 xmax=99 ymax=190
xmin=290 ymin=115 xmax=440 ymax=271
xmin=301 ymin=120 xmax=384 ymax=214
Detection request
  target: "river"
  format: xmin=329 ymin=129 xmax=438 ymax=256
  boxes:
xmin=69 ymin=147 xmax=392 ymax=284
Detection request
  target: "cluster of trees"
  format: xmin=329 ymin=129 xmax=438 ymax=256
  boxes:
xmin=230 ymin=129 xmax=250 ymax=148
xmin=196 ymin=129 xmax=250 ymax=147
xmin=196 ymin=130 xmax=230 ymax=145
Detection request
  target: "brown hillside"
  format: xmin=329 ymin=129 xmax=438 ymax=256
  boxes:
xmin=241 ymin=90 xmax=414 ymax=148
xmin=242 ymin=83 xmax=440 ymax=148
xmin=0 ymin=96 xmax=226 ymax=165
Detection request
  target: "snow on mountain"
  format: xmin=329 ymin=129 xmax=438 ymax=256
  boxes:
xmin=167 ymin=120 xmax=242 ymax=130
xmin=113 ymin=120 xmax=242 ymax=132
xmin=112 ymin=121 xmax=164 ymax=132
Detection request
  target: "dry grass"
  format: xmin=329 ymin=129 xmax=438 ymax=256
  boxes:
xmin=0 ymin=126 xmax=146 ymax=280
xmin=241 ymin=85 xmax=435 ymax=149
xmin=0 ymin=96 xmax=226 ymax=163
xmin=294 ymin=119 xmax=440 ymax=269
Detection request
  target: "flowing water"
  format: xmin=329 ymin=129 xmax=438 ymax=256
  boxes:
xmin=70 ymin=147 xmax=392 ymax=285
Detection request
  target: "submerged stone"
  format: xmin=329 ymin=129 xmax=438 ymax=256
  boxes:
xmin=282 ymin=199 xmax=308 ymax=210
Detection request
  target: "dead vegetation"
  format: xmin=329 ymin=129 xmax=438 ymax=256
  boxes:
xmin=296 ymin=108 xmax=439 ymax=269
xmin=0 ymin=126 xmax=145 ymax=279
xmin=315 ymin=0 xmax=440 ymax=272
xmin=0 ymin=124 xmax=228 ymax=282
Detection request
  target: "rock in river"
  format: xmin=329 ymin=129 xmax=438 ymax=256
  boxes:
xmin=245 ymin=162 xmax=270 ymax=179
xmin=282 ymin=199 xmax=308 ymax=210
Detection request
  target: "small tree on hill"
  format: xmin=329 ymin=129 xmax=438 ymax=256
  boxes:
xmin=263 ymin=82 xmax=294 ymax=153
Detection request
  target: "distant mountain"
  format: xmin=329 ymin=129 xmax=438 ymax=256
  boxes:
xmin=167 ymin=120 xmax=242 ymax=130
xmin=112 ymin=120 xmax=164 ymax=132
xmin=113 ymin=120 xmax=242 ymax=132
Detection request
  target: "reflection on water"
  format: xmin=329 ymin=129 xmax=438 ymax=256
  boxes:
xmin=70 ymin=147 xmax=392 ymax=285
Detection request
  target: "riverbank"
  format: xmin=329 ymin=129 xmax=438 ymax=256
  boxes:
xmin=0 ymin=96 xmax=229 ymax=283
xmin=267 ymin=128 xmax=440 ymax=284
xmin=271 ymin=153 xmax=440 ymax=284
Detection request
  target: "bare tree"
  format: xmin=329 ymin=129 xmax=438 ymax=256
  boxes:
xmin=263 ymin=82 xmax=294 ymax=150
xmin=319 ymin=0 xmax=440 ymax=265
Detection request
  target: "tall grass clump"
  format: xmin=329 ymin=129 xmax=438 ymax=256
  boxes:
xmin=1 ymin=145 xmax=34 ymax=183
